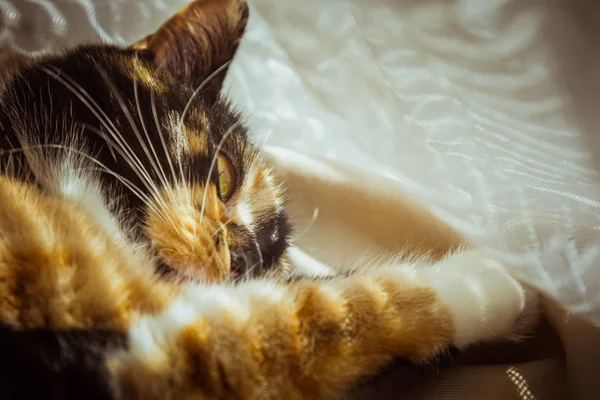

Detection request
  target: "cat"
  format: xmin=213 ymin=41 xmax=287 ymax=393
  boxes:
xmin=0 ymin=0 xmax=539 ymax=399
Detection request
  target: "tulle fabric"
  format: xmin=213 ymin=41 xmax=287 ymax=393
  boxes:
xmin=1 ymin=0 xmax=599 ymax=325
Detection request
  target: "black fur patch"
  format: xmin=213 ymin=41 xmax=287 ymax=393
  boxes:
xmin=0 ymin=325 xmax=127 ymax=400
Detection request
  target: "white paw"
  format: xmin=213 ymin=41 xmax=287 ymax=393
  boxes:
xmin=422 ymin=250 xmax=540 ymax=348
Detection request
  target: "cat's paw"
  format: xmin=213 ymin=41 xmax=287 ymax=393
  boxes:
xmin=0 ymin=177 xmax=169 ymax=331
xmin=422 ymin=250 xmax=541 ymax=348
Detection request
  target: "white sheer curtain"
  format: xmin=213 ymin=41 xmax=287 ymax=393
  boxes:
xmin=2 ymin=0 xmax=599 ymax=325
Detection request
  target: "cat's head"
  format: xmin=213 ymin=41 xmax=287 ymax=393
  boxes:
xmin=0 ymin=0 xmax=291 ymax=283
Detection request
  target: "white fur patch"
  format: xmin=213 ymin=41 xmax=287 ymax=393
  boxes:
xmin=166 ymin=111 xmax=188 ymax=162
xmin=270 ymin=225 xmax=279 ymax=243
xmin=128 ymin=318 xmax=165 ymax=362
xmin=237 ymin=201 xmax=255 ymax=231
xmin=421 ymin=250 xmax=534 ymax=347
xmin=235 ymin=279 xmax=287 ymax=304
xmin=125 ymin=280 xmax=289 ymax=364
xmin=24 ymin=142 xmax=129 ymax=244
xmin=56 ymin=167 xmax=125 ymax=239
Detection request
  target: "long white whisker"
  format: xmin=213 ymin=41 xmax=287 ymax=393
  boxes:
xmin=174 ymin=121 xmax=189 ymax=207
xmin=178 ymin=60 xmax=231 ymax=132
xmin=41 ymin=66 xmax=139 ymax=167
xmin=151 ymin=90 xmax=178 ymax=184
xmin=150 ymin=95 xmax=188 ymax=242
xmin=80 ymin=123 xmax=144 ymax=167
xmin=292 ymin=207 xmax=320 ymax=242
xmin=213 ymin=215 xmax=236 ymax=238
xmin=40 ymin=66 xmax=157 ymax=198
xmin=79 ymin=123 xmax=176 ymax=225
xmin=175 ymin=60 xmax=231 ymax=198
xmin=1 ymin=144 xmax=163 ymax=217
xmin=240 ymin=250 xmax=251 ymax=277
xmin=135 ymin=82 xmax=183 ymax=223
xmin=134 ymin=79 xmax=170 ymax=191
xmin=245 ymin=261 xmax=260 ymax=280
xmin=96 ymin=68 xmax=162 ymax=198
xmin=96 ymin=69 xmax=177 ymax=223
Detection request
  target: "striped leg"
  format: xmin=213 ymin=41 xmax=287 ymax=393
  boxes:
xmin=110 ymin=250 xmax=539 ymax=400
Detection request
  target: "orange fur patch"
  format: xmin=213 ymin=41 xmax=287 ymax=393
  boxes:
xmin=0 ymin=176 xmax=172 ymax=330
xmin=145 ymin=183 xmax=230 ymax=283
xmin=187 ymin=131 xmax=208 ymax=155
xmin=110 ymin=268 xmax=456 ymax=400
xmin=105 ymin=54 xmax=168 ymax=93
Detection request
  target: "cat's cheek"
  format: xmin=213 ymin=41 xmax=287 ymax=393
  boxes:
xmin=236 ymin=201 xmax=255 ymax=232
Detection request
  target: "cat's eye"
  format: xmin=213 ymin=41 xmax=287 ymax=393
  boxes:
xmin=217 ymin=153 xmax=236 ymax=201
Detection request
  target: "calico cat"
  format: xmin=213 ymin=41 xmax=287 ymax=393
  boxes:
xmin=0 ymin=0 xmax=539 ymax=399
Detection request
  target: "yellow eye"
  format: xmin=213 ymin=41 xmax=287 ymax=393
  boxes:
xmin=217 ymin=153 xmax=236 ymax=201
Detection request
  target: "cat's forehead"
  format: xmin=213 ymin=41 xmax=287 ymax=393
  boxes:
xmin=1 ymin=46 xmax=259 ymax=195
xmin=8 ymin=47 xmax=204 ymax=108
xmin=9 ymin=47 xmax=246 ymax=142
xmin=108 ymin=52 xmax=169 ymax=94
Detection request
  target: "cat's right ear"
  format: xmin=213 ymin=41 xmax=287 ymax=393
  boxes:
xmin=130 ymin=0 xmax=248 ymax=103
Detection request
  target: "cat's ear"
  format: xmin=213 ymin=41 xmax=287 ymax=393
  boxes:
xmin=130 ymin=0 xmax=248 ymax=102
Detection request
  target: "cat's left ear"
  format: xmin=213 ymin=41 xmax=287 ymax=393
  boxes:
xmin=130 ymin=0 xmax=248 ymax=102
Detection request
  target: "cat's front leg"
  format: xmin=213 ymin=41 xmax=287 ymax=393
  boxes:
xmin=109 ymin=250 xmax=539 ymax=400
xmin=0 ymin=176 xmax=172 ymax=331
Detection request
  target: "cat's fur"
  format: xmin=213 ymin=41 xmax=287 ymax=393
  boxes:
xmin=0 ymin=0 xmax=539 ymax=399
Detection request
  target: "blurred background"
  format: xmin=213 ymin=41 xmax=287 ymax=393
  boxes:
xmin=1 ymin=0 xmax=599 ymax=328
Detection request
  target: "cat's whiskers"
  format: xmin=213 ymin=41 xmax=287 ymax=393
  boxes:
xmin=0 ymin=144 xmax=167 ymax=220
xmin=175 ymin=60 xmax=232 ymax=222
xmin=40 ymin=66 xmax=160 ymax=206
xmin=149 ymin=91 xmax=189 ymax=237
xmin=41 ymin=66 xmax=146 ymax=177
xmin=34 ymin=52 xmax=281 ymax=291
xmin=133 ymin=79 xmax=171 ymax=195
xmin=78 ymin=124 xmax=181 ymax=230
xmin=213 ymin=216 xmax=235 ymax=238
xmin=80 ymin=123 xmax=156 ymax=180
xmin=239 ymin=249 xmax=252 ymax=272
xmin=42 ymin=66 xmax=189 ymax=238
xmin=96 ymin=68 xmax=165 ymax=201
xmin=176 ymin=122 xmax=193 ymax=217
xmin=150 ymin=89 xmax=179 ymax=189
xmin=158 ymin=188 xmax=196 ymax=240
xmin=96 ymin=68 xmax=184 ymax=232
xmin=244 ymin=261 xmax=261 ymax=281
xmin=177 ymin=60 xmax=231 ymax=132
xmin=292 ymin=207 xmax=320 ymax=243
xmin=134 ymin=81 xmax=189 ymax=234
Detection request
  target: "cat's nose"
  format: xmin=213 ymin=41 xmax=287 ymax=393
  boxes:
xmin=230 ymin=244 xmax=263 ymax=279
xmin=230 ymin=251 xmax=250 ymax=277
